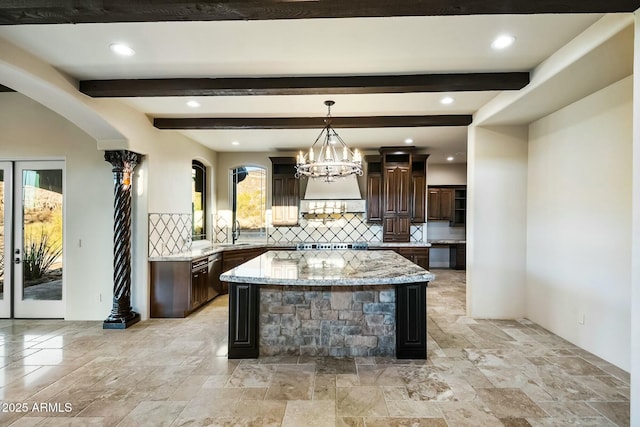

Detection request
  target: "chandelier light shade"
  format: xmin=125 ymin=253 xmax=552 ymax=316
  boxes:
xmin=295 ymin=100 xmax=363 ymax=182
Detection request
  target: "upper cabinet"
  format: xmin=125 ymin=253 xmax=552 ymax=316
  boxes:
xmin=411 ymin=155 xmax=427 ymax=223
xmin=428 ymin=187 xmax=454 ymax=221
xmin=367 ymin=148 xmax=428 ymax=242
xmin=270 ymin=157 xmax=300 ymax=226
xmin=365 ymin=155 xmax=383 ymax=222
xmin=427 ymin=185 xmax=466 ymax=227
xmin=452 ymin=187 xmax=467 ymax=227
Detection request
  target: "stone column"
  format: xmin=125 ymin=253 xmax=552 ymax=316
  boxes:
xmin=103 ymin=150 xmax=142 ymax=329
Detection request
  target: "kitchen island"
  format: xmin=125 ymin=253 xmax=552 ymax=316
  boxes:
xmin=220 ymin=250 xmax=435 ymax=359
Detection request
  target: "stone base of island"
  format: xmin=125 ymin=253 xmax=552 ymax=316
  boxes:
xmin=220 ymin=250 xmax=435 ymax=359
xmin=260 ymin=285 xmax=396 ymax=357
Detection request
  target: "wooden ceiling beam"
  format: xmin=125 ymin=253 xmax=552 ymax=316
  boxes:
xmin=153 ymin=115 xmax=473 ymax=130
xmin=80 ymin=73 xmax=529 ymax=97
xmin=0 ymin=1 xmax=637 ymax=25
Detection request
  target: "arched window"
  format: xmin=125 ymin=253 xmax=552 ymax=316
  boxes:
xmin=230 ymin=166 xmax=266 ymax=243
xmin=192 ymin=160 xmax=206 ymax=241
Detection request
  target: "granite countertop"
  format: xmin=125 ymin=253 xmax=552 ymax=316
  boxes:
xmin=148 ymin=241 xmax=432 ymax=261
xmin=428 ymin=240 xmax=466 ymax=244
xmin=220 ymin=250 xmax=435 ymax=286
xmin=148 ymin=243 xmax=271 ymax=262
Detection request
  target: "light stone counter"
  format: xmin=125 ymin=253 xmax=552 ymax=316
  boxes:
xmin=150 ymin=242 xmax=431 ymax=262
xmin=220 ymin=250 xmax=435 ymax=286
xmin=148 ymin=243 xmax=291 ymax=262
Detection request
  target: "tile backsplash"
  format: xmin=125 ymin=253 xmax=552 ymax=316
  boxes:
xmin=149 ymin=212 xmax=428 ymax=257
xmin=214 ymin=212 xmax=426 ymax=245
xmin=148 ymin=213 xmax=192 ymax=257
xmin=268 ymin=213 xmax=383 ymax=244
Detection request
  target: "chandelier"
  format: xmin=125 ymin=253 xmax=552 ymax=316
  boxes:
xmin=295 ymin=100 xmax=363 ymax=182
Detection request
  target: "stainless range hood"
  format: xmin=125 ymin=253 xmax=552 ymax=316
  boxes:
xmin=300 ymin=174 xmax=365 ymax=213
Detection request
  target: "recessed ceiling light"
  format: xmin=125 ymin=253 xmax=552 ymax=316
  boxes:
xmin=186 ymin=100 xmax=201 ymax=108
xmin=231 ymin=141 xmax=240 ymax=146
xmin=404 ymin=138 xmax=413 ymax=144
xmin=447 ymin=156 xmax=454 ymax=161
xmin=491 ymin=35 xmax=516 ymax=50
xmin=440 ymin=96 xmax=454 ymax=105
xmin=109 ymin=43 xmax=135 ymax=56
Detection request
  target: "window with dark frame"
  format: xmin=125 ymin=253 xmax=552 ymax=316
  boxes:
xmin=192 ymin=160 xmax=206 ymax=241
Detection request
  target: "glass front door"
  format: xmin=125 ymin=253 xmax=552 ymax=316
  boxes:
xmin=0 ymin=162 xmax=12 ymax=318
xmin=0 ymin=161 xmax=64 ymax=318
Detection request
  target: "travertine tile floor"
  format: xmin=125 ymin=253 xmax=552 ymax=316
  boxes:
xmin=0 ymin=269 xmax=630 ymax=426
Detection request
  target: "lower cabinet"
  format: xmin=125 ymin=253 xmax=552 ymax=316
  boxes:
xmin=150 ymin=247 xmax=280 ymax=318
xmin=208 ymin=253 xmax=223 ymax=298
xmin=369 ymin=246 xmax=429 ymax=270
xmin=221 ymin=247 xmax=267 ymax=294
xmin=150 ymin=256 xmax=218 ymax=318
xmin=191 ymin=257 xmax=209 ymax=310
xmin=449 ymin=243 xmax=466 ymax=270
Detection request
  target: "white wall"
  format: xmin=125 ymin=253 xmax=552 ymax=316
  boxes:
xmin=527 ymin=76 xmax=632 ymax=371
xmin=467 ymin=125 xmax=528 ymax=318
xmin=0 ymin=93 xmax=113 ymax=320
xmin=632 ymin=11 xmax=640 ymax=426
xmin=426 ymin=163 xmax=467 ymax=186
xmin=0 ymin=92 xmax=219 ymax=321
xmin=92 ymin=102 xmax=218 ymax=318
xmin=1 ymin=38 xmax=220 ymax=321
xmin=632 ymin=11 xmax=640 ymax=424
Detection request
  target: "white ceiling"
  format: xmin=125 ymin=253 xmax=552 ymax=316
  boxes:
xmin=0 ymin=14 xmax=607 ymax=163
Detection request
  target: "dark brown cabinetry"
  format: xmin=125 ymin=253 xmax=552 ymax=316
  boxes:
xmin=383 ymin=162 xmax=411 ymax=242
xmin=365 ymin=155 xmax=383 ymax=222
xmin=270 ymin=157 xmax=299 ymax=226
xmin=450 ymin=243 xmax=466 ymax=270
xmin=429 ymin=242 xmax=466 ymax=270
xmin=395 ymin=282 xmax=427 ymax=359
xmin=411 ymin=155 xmax=427 ymax=223
xmin=453 ymin=187 xmax=467 ymax=227
xmin=221 ymin=247 xmax=267 ymax=294
xmin=396 ymin=247 xmax=430 ymax=270
xmin=378 ymin=148 xmax=428 ymax=242
xmin=208 ymin=253 xmax=223 ymax=298
xmin=365 ymin=149 xmax=428 ymax=229
xmin=150 ymin=247 xmax=267 ymax=318
xmin=150 ymin=255 xmax=218 ymax=318
xmin=428 ymin=185 xmax=466 ymax=227
xmin=369 ymin=246 xmax=429 ymax=270
xmin=428 ymin=187 xmax=454 ymax=221
xmin=228 ymin=282 xmax=260 ymax=359
xmin=191 ymin=257 xmax=209 ymax=309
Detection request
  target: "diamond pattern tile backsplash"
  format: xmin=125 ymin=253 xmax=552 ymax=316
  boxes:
xmin=150 ymin=212 xmax=426 ymax=256
xmin=213 ymin=212 xmax=426 ymax=245
xmin=149 ymin=213 xmax=192 ymax=257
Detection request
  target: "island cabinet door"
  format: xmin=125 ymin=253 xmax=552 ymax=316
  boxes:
xmin=228 ymin=283 xmax=260 ymax=359
xmin=395 ymin=283 xmax=427 ymax=359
